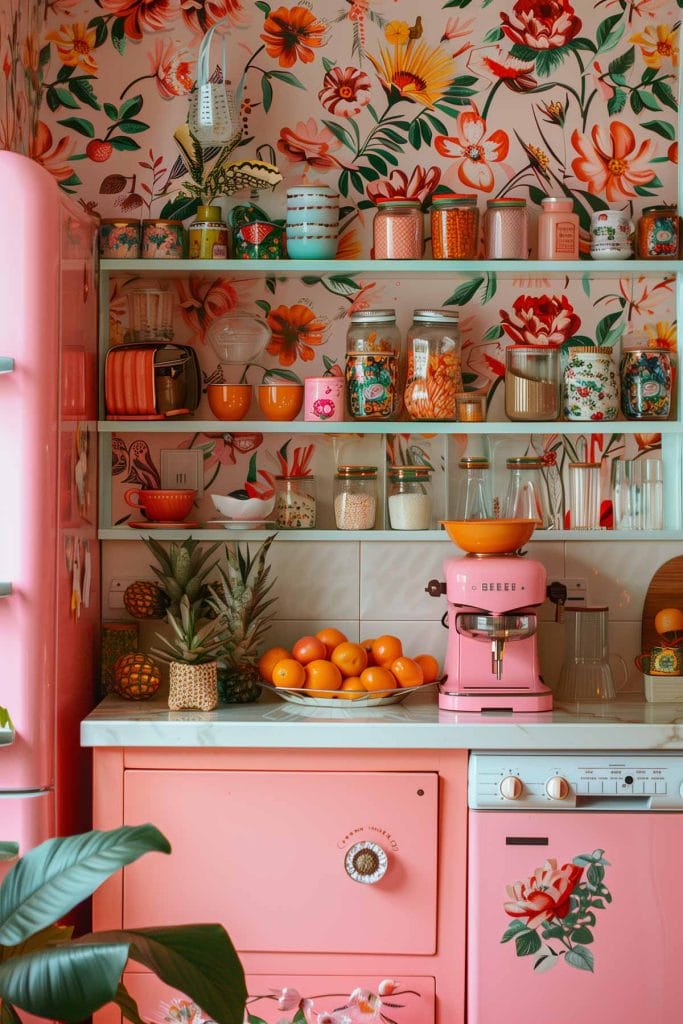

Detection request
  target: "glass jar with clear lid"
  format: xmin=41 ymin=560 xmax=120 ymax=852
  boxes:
xmin=503 ymin=456 xmax=552 ymax=529
xmin=275 ymin=475 xmax=316 ymax=529
xmin=345 ymin=309 xmax=401 ymax=420
xmin=334 ymin=466 xmax=378 ymax=530
xmin=454 ymin=456 xmax=492 ymax=520
xmin=388 ymin=466 xmax=433 ymax=530
xmin=505 ymin=345 xmax=561 ymax=421
xmin=373 ymin=198 xmax=424 ymax=259
xmin=404 ymin=309 xmax=462 ymax=421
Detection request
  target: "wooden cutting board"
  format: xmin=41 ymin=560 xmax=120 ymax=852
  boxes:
xmin=642 ymin=555 xmax=683 ymax=656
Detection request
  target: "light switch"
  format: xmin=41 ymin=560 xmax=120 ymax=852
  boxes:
xmin=160 ymin=449 xmax=204 ymax=496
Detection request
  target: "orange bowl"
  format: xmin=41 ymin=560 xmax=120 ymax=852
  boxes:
xmin=257 ymin=384 xmax=304 ymax=421
xmin=440 ymin=519 xmax=536 ymax=554
xmin=207 ymin=383 xmax=252 ymax=420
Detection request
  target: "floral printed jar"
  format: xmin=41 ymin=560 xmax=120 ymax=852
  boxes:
xmin=563 ymin=346 xmax=619 ymax=421
xmin=345 ymin=309 xmax=402 ymax=420
xmin=304 ymin=376 xmax=344 ymax=422
xmin=620 ymin=347 xmax=672 ymax=420
xmin=141 ymin=219 xmax=185 ymax=259
xmin=99 ymin=219 xmax=141 ymax=259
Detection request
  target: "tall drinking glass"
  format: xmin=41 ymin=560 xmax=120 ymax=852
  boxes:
xmin=569 ymin=461 xmax=601 ymax=530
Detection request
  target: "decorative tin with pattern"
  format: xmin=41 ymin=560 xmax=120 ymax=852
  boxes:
xmin=563 ymin=346 xmax=619 ymax=421
xmin=141 ymin=219 xmax=185 ymax=259
xmin=99 ymin=219 xmax=141 ymax=259
xmin=620 ymin=347 xmax=673 ymax=420
xmin=637 ymin=205 xmax=679 ymax=258
xmin=230 ymin=203 xmax=286 ymax=259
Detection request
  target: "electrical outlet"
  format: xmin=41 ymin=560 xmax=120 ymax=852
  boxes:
xmin=109 ymin=576 xmax=150 ymax=610
xmin=559 ymin=578 xmax=588 ymax=606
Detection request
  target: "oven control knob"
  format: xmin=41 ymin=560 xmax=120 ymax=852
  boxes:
xmin=500 ymin=776 xmax=523 ymax=800
xmin=344 ymin=842 xmax=388 ymax=884
xmin=546 ymin=776 xmax=570 ymax=801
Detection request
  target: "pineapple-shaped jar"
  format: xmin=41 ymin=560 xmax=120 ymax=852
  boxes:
xmin=563 ymin=346 xmax=619 ymax=421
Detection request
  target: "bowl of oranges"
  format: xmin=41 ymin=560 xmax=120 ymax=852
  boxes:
xmin=257 ymin=628 xmax=440 ymax=707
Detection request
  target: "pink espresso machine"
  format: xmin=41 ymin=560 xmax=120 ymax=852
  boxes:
xmin=428 ymin=520 xmax=562 ymax=712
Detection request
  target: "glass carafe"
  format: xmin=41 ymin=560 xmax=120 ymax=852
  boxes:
xmin=556 ymin=607 xmax=627 ymax=702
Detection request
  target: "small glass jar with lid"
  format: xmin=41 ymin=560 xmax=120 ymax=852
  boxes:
xmin=334 ymin=466 xmax=378 ymax=530
xmin=637 ymin=205 xmax=679 ymax=258
xmin=454 ymin=456 xmax=492 ymax=520
xmin=503 ymin=456 xmax=552 ymax=529
xmin=388 ymin=466 xmax=433 ymax=530
xmin=505 ymin=345 xmax=561 ymax=421
xmin=373 ymin=198 xmax=424 ymax=259
xmin=275 ymin=475 xmax=317 ymax=529
xmin=404 ymin=309 xmax=462 ymax=421
xmin=430 ymin=193 xmax=479 ymax=259
xmin=345 ymin=309 xmax=401 ymax=420
xmin=483 ymin=198 xmax=528 ymax=259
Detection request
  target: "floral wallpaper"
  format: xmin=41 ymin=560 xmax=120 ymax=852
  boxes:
xmin=0 ymin=0 xmax=44 ymax=153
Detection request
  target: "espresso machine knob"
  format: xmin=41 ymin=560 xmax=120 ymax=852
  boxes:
xmin=546 ymin=776 xmax=570 ymax=801
xmin=500 ymin=775 xmax=523 ymax=800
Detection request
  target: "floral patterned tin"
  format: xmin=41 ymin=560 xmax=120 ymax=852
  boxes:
xmin=563 ymin=346 xmax=619 ymax=421
xmin=620 ymin=347 xmax=673 ymax=420
xmin=99 ymin=219 xmax=141 ymax=259
xmin=141 ymin=219 xmax=185 ymax=259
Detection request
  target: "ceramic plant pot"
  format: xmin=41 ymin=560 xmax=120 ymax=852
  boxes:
xmin=168 ymin=661 xmax=218 ymax=711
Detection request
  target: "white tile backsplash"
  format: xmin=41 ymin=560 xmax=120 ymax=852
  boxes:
xmin=564 ymin=541 xmax=683 ymax=620
xmin=359 ymin=619 xmax=448 ymax=668
xmin=359 ymin=542 xmax=453 ymax=620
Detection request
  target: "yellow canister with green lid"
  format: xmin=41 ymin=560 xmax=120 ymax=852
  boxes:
xmin=188 ymin=204 xmax=229 ymax=259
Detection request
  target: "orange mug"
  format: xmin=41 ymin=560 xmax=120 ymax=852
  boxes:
xmin=124 ymin=488 xmax=196 ymax=522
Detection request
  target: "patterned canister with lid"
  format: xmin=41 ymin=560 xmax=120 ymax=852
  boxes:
xmin=483 ymin=198 xmax=528 ymax=259
xmin=373 ymin=198 xmax=424 ymax=259
xmin=345 ymin=309 xmax=402 ymax=420
xmin=563 ymin=346 xmax=619 ymax=421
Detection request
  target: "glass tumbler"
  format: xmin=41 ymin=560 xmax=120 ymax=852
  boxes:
xmin=503 ymin=457 xmax=552 ymax=528
xmin=610 ymin=459 xmax=663 ymax=531
xmin=454 ymin=456 xmax=492 ymax=520
xmin=556 ymin=607 xmax=627 ymax=702
xmin=569 ymin=461 xmax=602 ymax=530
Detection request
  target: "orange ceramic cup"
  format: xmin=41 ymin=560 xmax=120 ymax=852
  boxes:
xmin=257 ymin=383 xmax=304 ymax=421
xmin=207 ymin=383 xmax=252 ymax=420
xmin=124 ymin=488 xmax=197 ymax=522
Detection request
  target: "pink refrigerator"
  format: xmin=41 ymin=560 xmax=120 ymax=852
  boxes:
xmin=0 ymin=151 xmax=100 ymax=881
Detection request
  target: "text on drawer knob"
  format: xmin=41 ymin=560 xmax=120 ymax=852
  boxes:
xmin=344 ymin=841 xmax=389 ymax=884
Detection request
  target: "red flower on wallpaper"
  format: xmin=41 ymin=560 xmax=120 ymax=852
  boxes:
xmin=277 ymin=118 xmax=342 ymax=171
xmin=318 ymin=66 xmax=371 ymax=118
xmin=98 ymin=0 xmax=180 ymax=41
xmin=180 ymin=0 xmax=246 ymax=33
xmin=266 ymin=304 xmax=327 ymax=366
xmin=175 ymin=277 xmax=239 ymax=344
xmin=500 ymin=294 xmax=581 ymax=347
xmin=148 ymin=39 xmax=194 ymax=98
xmin=366 ymin=165 xmax=441 ymax=205
xmin=435 ymin=104 xmax=509 ymax=193
xmin=571 ymin=121 xmax=656 ymax=201
xmin=504 ymin=859 xmax=584 ymax=929
xmin=500 ymin=0 xmax=582 ymax=50
xmin=467 ymin=46 xmax=537 ymax=91
xmin=29 ymin=120 xmax=76 ymax=183
xmin=261 ymin=5 xmax=326 ymax=69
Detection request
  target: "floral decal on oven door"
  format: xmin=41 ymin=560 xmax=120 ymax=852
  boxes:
xmin=501 ymin=850 xmax=611 ymax=973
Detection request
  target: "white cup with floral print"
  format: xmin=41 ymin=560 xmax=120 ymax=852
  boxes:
xmin=563 ymin=346 xmax=620 ymax=421
xmin=590 ymin=210 xmax=634 ymax=260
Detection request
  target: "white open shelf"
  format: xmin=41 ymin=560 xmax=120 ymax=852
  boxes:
xmin=97 ymin=419 xmax=680 ymax=435
xmin=99 ymin=528 xmax=681 ymax=542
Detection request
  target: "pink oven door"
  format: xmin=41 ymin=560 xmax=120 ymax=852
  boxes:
xmin=468 ymin=810 xmax=683 ymax=1023
xmin=0 ymin=790 xmax=53 ymax=884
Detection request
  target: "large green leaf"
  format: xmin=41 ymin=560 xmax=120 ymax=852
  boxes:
xmin=81 ymin=925 xmax=247 ymax=1024
xmin=0 ymin=825 xmax=170 ymax=945
xmin=0 ymin=942 xmax=129 ymax=1021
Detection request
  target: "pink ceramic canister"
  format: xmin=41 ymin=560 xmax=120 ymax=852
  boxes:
xmin=537 ymin=197 xmax=579 ymax=259
xmin=304 ymin=376 xmax=344 ymax=422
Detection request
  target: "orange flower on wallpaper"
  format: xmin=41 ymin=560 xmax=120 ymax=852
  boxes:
xmin=336 ymin=228 xmax=362 ymax=259
xmin=630 ymin=24 xmax=679 ymax=69
xmin=175 ymin=277 xmax=239 ymax=344
xmin=435 ymin=104 xmax=509 ymax=193
xmin=29 ymin=120 xmax=76 ymax=183
xmin=98 ymin=0 xmax=180 ymax=41
xmin=46 ymin=22 xmax=98 ymax=74
xmin=643 ymin=321 xmax=677 ymax=350
xmin=148 ymin=39 xmax=194 ymax=98
xmin=266 ymin=304 xmax=327 ymax=366
xmin=571 ymin=121 xmax=655 ymax=201
xmin=277 ymin=118 xmax=342 ymax=171
xmin=261 ymin=5 xmax=326 ymax=68
xmin=367 ymin=20 xmax=454 ymax=108
xmin=180 ymin=0 xmax=246 ymax=33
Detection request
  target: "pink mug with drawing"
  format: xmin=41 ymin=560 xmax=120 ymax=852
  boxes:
xmin=304 ymin=376 xmax=344 ymax=422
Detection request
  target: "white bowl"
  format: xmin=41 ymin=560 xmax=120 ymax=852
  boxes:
xmin=211 ymin=493 xmax=275 ymax=520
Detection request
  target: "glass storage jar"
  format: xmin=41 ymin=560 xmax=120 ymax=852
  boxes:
xmin=563 ymin=346 xmax=619 ymax=421
xmin=637 ymin=205 xmax=679 ymax=258
xmin=537 ymin=197 xmax=579 ymax=259
xmin=505 ymin=345 xmax=561 ymax=421
xmin=388 ymin=466 xmax=433 ymax=530
xmin=454 ymin=456 xmax=492 ymax=520
xmin=430 ymin=194 xmax=479 ymax=259
xmin=483 ymin=198 xmax=528 ymax=259
xmin=345 ymin=309 xmax=401 ymax=420
xmin=373 ymin=198 xmax=424 ymax=259
xmin=504 ymin=456 xmax=552 ymax=529
xmin=275 ymin=476 xmax=317 ymax=529
xmin=334 ymin=466 xmax=378 ymax=530
xmin=403 ymin=309 xmax=462 ymax=421
xmin=620 ymin=346 xmax=673 ymax=420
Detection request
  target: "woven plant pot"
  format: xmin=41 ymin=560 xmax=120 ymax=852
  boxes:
xmin=168 ymin=660 xmax=218 ymax=711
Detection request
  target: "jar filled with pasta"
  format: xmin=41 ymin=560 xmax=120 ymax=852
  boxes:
xmin=403 ymin=309 xmax=462 ymax=421
xmin=345 ymin=309 xmax=402 ymax=420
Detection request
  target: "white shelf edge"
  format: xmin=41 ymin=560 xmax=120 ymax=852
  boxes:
xmin=97 ymin=419 xmax=682 ymax=435
xmin=98 ymin=528 xmax=683 ymax=542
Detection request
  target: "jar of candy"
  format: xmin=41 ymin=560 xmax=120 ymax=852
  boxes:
xmin=345 ymin=309 xmax=401 ymax=420
xmin=388 ymin=466 xmax=433 ymax=530
xmin=99 ymin=219 xmax=141 ymax=259
xmin=334 ymin=466 xmax=378 ymax=530
xmin=637 ymin=205 xmax=679 ymax=258
xmin=188 ymin=205 xmax=229 ymax=259
xmin=430 ymin=194 xmax=479 ymax=259
xmin=537 ymin=197 xmax=579 ymax=259
xmin=483 ymin=198 xmax=528 ymax=259
xmin=563 ymin=347 xmax=619 ymax=421
xmin=275 ymin=476 xmax=317 ymax=528
xmin=620 ymin=346 xmax=673 ymax=420
xmin=403 ymin=309 xmax=462 ymax=421
xmin=373 ymin=198 xmax=424 ymax=259
xmin=505 ymin=345 xmax=561 ymax=421
xmin=141 ymin=219 xmax=185 ymax=259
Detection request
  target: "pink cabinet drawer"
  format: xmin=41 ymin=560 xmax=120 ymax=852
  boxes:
xmin=122 ymin=770 xmax=438 ymax=954
xmin=0 ymin=791 xmax=53 ymax=884
xmin=122 ymin=970 xmax=435 ymax=1024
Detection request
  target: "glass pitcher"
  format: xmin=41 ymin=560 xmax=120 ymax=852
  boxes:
xmin=556 ymin=607 xmax=627 ymax=702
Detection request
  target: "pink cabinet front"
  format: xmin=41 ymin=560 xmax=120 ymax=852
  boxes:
xmin=122 ymin=770 xmax=438 ymax=954
xmin=122 ymin=970 xmax=435 ymax=1024
xmin=0 ymin=791 xmax=53 ymax=884
xmin=468 ymin=810 xmax=683 ymax=1024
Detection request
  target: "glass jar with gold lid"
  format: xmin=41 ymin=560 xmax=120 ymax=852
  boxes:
xmin=334 ymin=466 xmax=378 ymax=530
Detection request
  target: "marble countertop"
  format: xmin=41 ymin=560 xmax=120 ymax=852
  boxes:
xmin=81 ymin=692 xmax=683 ymax=751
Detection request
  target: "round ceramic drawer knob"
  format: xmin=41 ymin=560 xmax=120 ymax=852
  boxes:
xmin=500 ymin=776 xmax=523 ymax=800
xmin=344 ymin=841 xmax=388 ymax=884
xmin=546 ymin=776 xmax=570 ymax=801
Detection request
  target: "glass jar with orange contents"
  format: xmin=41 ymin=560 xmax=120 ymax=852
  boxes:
xmin=345 ymin=309 xmax=402 ymax=420
xmin=404 ymin=309 xmax=462 ymax=421
xmin=430 ymin=193 xmax=479 ymax=259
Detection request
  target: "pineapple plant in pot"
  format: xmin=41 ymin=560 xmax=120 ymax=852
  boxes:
xmin=152 ymin=595 xmax=228 ymax=711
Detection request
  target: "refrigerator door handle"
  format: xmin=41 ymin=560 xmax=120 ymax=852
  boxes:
xmin=0 ymin=842 xmax=19 ymax=862
xmin=0 ymin=583 xmax=12 ymax=597
xmin=0 ymin=357 xmax=14 ymax=373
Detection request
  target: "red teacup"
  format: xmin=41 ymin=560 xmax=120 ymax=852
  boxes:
xmin=124 ymin=488 xmax=197 ymax=522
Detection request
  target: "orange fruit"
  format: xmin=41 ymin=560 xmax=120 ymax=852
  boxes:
xmin=271 ymin=658 xmax=306 ymax=689
xmin=258 ymin=646 xmax=291 ymax=682
xmin=360 ymin=639 xmax=377 ymax=666
xmin=360 ymin=665 xmax=397 ymax=696
xmin=331 ymin=641 xmax=368 ymax=678
xmin=371 ymin=634 xmax=403 ymax=667
xmin=337 ymin=676 xmax=367 ymax=701
xmin=654 ymin=607 xmax=683 ymax=639
xmin=305 ymin=659 xmax=342 ymax=692
xmin=292 ymin=635 xmax=327 ymax=665
xmin=390 ymin=656 xmax=424 ymax=689
xmin=315 ymin=627 xmax=349 ymax=657
xmin=413 ymin=653 xmax=440 ymax=684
